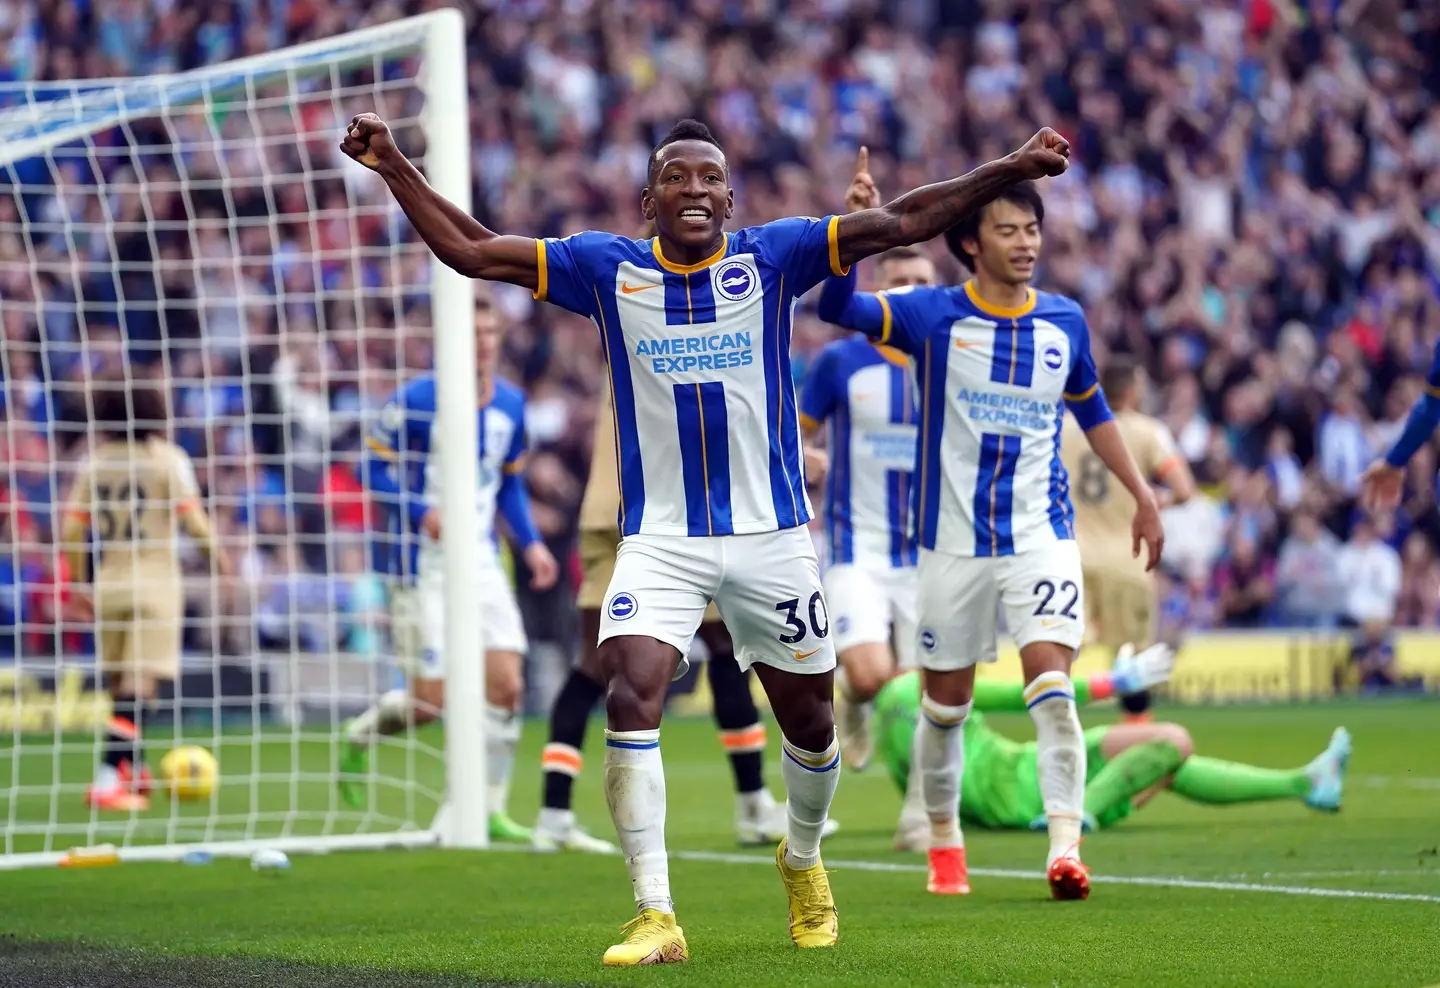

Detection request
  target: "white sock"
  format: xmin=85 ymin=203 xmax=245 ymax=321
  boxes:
xmin=738 ymin=788 xmax=772 ymax=818
xmin=836 ymin=666 xmax=858 ymax=704
xmin=94 ymin=763 xmax=120 ymax=792
xmin=918 ymin=694 xmax=971 ymax=849
xmin=537 ymin=806 xmax=574 ymax=837
xmin=898 ymin=721 xmax=927 ymax=832
xmin=603 ymin=728 xmax=672 ymax=913
xmin=485 ymin=703 xmax=521 ymax=817
xmin=1026 ymin=672 xmax=1086 ymax=865
xmin=780 ymin=734 xmax=840 ymax=870
xmin=347 ymin=689 xmax=409 ymax=743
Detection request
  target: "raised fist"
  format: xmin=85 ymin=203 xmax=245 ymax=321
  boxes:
xmin=1008 ymin=128 xmax=1070 ymax=180
xmin=340 ymin=112 xmax=399 ymax=170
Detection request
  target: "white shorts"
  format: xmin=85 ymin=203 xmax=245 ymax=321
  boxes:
xmin=599 ymin=527 xmax=836 ymax=676
xmin=914 ymin=540 xmax=1085 ymax=671
xmin=823 ymin=562 xmax=919 ymax=670
xmin=391 ymin=553 xmax=528 ymax=679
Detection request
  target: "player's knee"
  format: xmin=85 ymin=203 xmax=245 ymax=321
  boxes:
xmin=485 ymin=650 xmax=524 ymax=711
xmin=598 ymin=639 xmax=670 ymax=731
xmin=412 ymin=680 xmax=445 ymax=722
xmin=1019 ymin=641 xmax=1075 ymax=681
xmin=921 ymin=669 xmax=973 ymax=708
xmin=772 ymin=682 xmax=835 ymax=753
xmin=604 ymin=671 xmax=665 ymax=731
xmin=840 ymin=649 xmax=889 ymax=701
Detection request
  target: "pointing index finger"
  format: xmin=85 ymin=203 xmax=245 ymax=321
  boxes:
xmin=856 ymin=145 xmax=869 ymax=176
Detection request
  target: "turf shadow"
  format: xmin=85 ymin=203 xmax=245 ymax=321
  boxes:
xmin=0 ymin=937 xmax=578 ymax=988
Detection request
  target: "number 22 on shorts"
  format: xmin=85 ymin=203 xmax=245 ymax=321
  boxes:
xmin=776 ymin=591 xmax=829 ymax=659
xmin=1033 ymin=579 xmax=1079 ymax=629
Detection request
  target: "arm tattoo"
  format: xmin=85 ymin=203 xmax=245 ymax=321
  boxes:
xmin=836 ymin=159 xmax=1024 ymax=268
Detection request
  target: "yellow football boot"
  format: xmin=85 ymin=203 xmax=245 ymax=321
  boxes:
xmin=601 ymin=908 xmax=688 ymax=966
xmin=775 ymin=838 xmax=838 ymax=948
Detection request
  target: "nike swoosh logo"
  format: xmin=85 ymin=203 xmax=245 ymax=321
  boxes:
xmin=621 ymin=282 xmax=659 ymax=294
xmin=955 ymin=339 xmax=982 ymax=349
xmin=793 ymin=647 xmax=822 ymax=660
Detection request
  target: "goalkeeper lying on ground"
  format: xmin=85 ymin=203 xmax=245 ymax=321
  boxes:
xmin=875 ymin=647 xmax=1351 ymax=839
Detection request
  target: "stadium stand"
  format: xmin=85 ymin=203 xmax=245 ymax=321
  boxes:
xmin=1 ymin=0 xmax=1438 ymax=708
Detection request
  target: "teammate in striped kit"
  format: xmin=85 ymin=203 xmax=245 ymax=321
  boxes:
xmin=816 ymin=182 xmax=1164 ymax=901
xmin=341 ymin=299 xmax=559 ymax=843
xmin=804 ymin=149 xmax=931 ymax=848
xmin=1361 ymin=337 xmax=1440 ymax=511
xmin=343 ymin=110 xmax=1071 ymax=964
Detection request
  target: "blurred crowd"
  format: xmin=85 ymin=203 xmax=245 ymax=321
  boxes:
xmin=1 ymin=0 xmax=1439 ymax=685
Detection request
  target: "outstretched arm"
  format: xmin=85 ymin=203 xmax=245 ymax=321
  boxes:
xmin=1362 ymin=348 xmax=1440 ymax=511
xmin=816 ymin=266 xmax=889 ymax=336
xmin=834 ymin=129 xmax=1070 ymax=268
xmin=341 ymin=113 xmax=538 ymax=288
xmin=1384 ymin=389 xmax=1440 ymax=469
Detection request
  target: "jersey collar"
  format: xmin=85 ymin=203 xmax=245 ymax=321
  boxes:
xmin=652 ymin=236 xmax=729 ymax=274
xmin=963 ymin=280 xmax=1036 ymax=319
xmin=476 ymin=376 xmax=494 ymax=407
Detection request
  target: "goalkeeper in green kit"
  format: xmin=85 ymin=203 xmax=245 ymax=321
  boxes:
xmin=875 ymin=645 xmax=1352 ymax=841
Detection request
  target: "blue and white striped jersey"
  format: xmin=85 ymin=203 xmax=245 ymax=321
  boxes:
xmin=800 ymin=337 xmax=917 ymax=569
xmin=874 ymin=281 xmax=1113 ymax=556
xmin=363 ymin=375 xmax=538 ymax=582
xmin=534 ymin=217 xmax=848 ymax=537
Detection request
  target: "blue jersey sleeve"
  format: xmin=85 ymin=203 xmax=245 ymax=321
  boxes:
xmin=496 ymin=472 xmax=541 ymax=548
xmin=816 ymin=267 xmax=888 ymax=337
xmin=1384 ymin=340 xmax=1440 ymax=467
xmin=874 ymin=285 xmax=937 ymax=355
xmin=1061 ymin=309 xmax=1114 ymax=431
xmin=503 ymin=397 xmax=529 ymax=475
xmin=799 ymin=343 xmax=843 ymax=430
xmin=754 ymin=215 xmax=850 ymax=297
xmin=534 ymin=231 xmax=619 ymax=317
xmin=364 ymin=379 xmax=433 ymax=531
xmin=491 ymin=384 xmax=540 ymax=547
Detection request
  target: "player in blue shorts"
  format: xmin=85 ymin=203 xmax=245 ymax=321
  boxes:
xmin=342 ymin=110 xmax=1070 ymax=964
xmin=1362 ymin=338 xmax=1440 ymax=510
xmin=816 ymin=181 xmax=1164 ymax=901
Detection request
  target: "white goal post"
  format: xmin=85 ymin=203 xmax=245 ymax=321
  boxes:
xmin=0 ymin=9 xmax=487 ymax=869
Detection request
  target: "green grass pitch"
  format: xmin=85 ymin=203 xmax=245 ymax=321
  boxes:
xmin=3 ymin=700 xmax=1439 ymax=987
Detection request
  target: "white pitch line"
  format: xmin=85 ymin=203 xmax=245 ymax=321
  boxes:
xmin=1218 ymin=869 xmax=1439 ymax=880
xmin=1356 ymin=774 xmax=1440 ymax=791
xmin=672 ymin=850 xmax=1440 ymax=904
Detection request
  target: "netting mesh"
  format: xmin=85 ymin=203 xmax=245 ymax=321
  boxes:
xmin=0 ymin=23 xmax=451 ymax=857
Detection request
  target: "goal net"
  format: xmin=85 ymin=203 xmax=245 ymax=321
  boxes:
xmin=0 ymin=9 xmax=486 ymax=869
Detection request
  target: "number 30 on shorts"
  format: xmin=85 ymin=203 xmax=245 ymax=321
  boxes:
xmin=1033 ymin=579 xmax=1079 ymax=619
xmin=776 ymin=591 xmax=829 ymax=645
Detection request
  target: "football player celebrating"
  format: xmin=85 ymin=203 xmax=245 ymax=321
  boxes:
xmin=344 ymin=109 xmax=1068 ymax=963
xmin=814 ymin=180 xmax=1163 ymax=900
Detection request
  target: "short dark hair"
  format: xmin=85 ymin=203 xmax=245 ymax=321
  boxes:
xmin=943 ymin=182 xmax=1045 ymax=271
xmin=90 ymin=372 xmax=169 ymax=441
xmin=1101 ymin=357 xmax=1140 ymax=405
xmin=647 ymin=119 xmax=725 ymax=185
